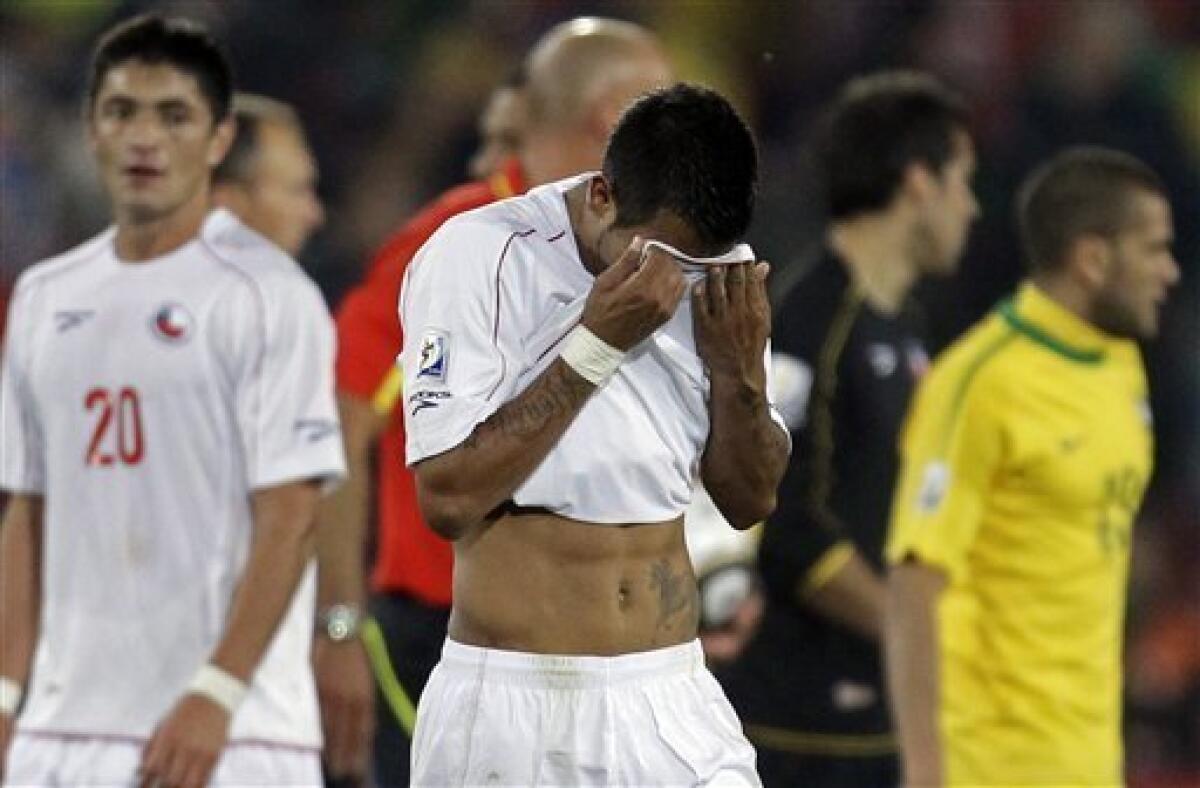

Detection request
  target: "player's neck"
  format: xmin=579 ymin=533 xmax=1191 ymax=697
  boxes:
xmin=1030 ymin=274 xmax=1096 ymax=328
xmin=829 ymin=218 xmax=917 ymax=315
xmin=113 ymin=185 xmax=212 ymax=263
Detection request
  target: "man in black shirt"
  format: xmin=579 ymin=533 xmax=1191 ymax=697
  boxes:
xmin=718 ymin=72 xmax=979 ymax=787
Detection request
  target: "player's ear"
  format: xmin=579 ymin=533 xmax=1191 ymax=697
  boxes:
xmin=1069 ymin=234 xmax=1114 ymax=290
xmin=900 ymin=161 xmax=938 ymax=209
xmin=585 ymin=174 xmax=617 ymax=221
xmin=207 ymin=115 xmax=237 ymax=170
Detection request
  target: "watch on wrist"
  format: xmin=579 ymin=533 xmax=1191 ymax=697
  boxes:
xmin=317 ymin=603 xmax=363 ymax=642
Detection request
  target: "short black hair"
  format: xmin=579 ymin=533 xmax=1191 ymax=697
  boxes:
xmin=817 ymin=71 xmax=969 ymax=220
xmin=1017 ymin=147 xmax=1166 ymax=273
xmin=603 ymin=83 xmax=757 ymax=250
xmin=87 ymin=14 xmax=233 ymax=124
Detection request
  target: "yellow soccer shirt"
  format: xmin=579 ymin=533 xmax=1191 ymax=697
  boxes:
xmin=887 ymin=283 xmax=1153 ymax=787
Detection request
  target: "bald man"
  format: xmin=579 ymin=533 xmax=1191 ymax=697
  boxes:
xmin=212 ymin=94 xmax=325 ymax=256
xmin=315 ymin=18 xmax=673 ymax=786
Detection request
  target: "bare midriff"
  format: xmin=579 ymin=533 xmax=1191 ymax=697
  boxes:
xmin=449 ymin=509 xmax=698 ymax=655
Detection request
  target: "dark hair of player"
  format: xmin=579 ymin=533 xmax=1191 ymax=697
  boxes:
xmin=1016 ymin=146 xmax=1166 ymax=273
xmin=87 ymin=14 xmax=234 ymax=124
xmin=603 ymin=83 xmax=758 ymax=251
xmin=817 ymin=70 xmax=968 ymax=220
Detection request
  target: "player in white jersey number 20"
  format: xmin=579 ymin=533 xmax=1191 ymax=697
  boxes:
xmin=0 ymin=15 xmax=345 ymax=788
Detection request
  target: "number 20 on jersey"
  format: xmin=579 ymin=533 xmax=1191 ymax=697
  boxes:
xmin=85 ymin=387 xmax=144 ymax=466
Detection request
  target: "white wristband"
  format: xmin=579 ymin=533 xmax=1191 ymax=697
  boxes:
xmin=186 ymin=665 xmax=247 ymax=715
xmin=0 ymin=677 xmax=22 ymax=717
xmin=560 ymin=325 xmax=625 ymax=386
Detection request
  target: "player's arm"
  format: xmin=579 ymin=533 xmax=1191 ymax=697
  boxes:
xmin=311 ymin=391 xmax=383 ymax=778
xmin=0 ymin=495 xmax=42 ymax=772
xmin=886 ymin=558 xmax=947 ymax=786
xmin=757 ymin=481 xmax=885 ymax=640
xmin=695 ymin=262 xmax=789 ymax=529
xmin=413 ymin=239 xmax=688 ymax=540
xmin=140 ymin=482 xmax=321 ymax=788
xmin=883 ymin=349 xmax=1001 ymax=787
xmin=805 ymin=548 xmax=885 ymax=640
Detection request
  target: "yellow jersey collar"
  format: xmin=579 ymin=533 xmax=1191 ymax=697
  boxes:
xmin=999 ymin=283 xmax=1108 ymax=365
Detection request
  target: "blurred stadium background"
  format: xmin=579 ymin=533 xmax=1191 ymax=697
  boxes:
xmin=2 ymin=0 xmax=1197 ymax=783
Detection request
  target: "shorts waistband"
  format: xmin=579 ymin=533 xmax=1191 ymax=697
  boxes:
xmin=438 ymin=639 xmax=705 ymax=689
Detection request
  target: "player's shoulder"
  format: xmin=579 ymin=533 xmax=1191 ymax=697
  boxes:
xmin=200 ymin=210 xmax=321 ymax=293
xmin=198 ymin=211 xmax=329 ymax=323
xmin=13 ymin=227 xmax=115 ymax=296
xmin=920 ymin=308 xmax=1021 ymax=407
xmin=420 ymin=198 xmax=541 ymax=268
xmin=773 ymin=252 xmax=858 ymax=357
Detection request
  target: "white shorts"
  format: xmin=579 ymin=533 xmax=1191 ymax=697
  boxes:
xmin=412 ymin=639 xmax=760 ymax=787
xmin=3 ymin=732 xmax=321 ymax=787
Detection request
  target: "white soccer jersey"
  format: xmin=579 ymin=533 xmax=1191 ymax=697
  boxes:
xmin=0 ymin=209 xmax=345 ymax=747
xmin=399 ymin=176 xmax=787 ymax=524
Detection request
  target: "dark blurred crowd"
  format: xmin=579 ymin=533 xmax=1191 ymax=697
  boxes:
xmin=2 ymin=0 xmax=1197 ymax=779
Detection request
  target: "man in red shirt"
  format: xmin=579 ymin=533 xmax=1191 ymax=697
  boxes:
xmin=312 ymin=19 xmax=673 ymax=786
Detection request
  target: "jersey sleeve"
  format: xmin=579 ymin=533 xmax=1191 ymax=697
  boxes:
xmin=398 ymin=220 xmax=525 ymax=465
xmin=885 ymin=359 xmax=1005 ymax=584
xmin=0 ymin=277 xmax=45 ymax=494
xmin=227 ymin=272 xmax=348 ymax=492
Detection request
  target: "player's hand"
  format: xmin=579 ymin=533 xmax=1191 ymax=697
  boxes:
xmin=692 ymin=261 xmax=771 ymax=382
xmin=581 ymin=236 xmax=689 ymax=351
xmin=139 ymin=694 xmax=230 ymax=788
xmin=699 ymin=588 xmax=765 ymax=666
xmin=1 ymin=713 xmax=14 ymax=782
xmin=313 ymin=637 xmax=375 ymax=780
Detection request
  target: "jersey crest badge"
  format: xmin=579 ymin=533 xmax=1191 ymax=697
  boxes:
xmin=417 ymin=329 xmax=449 ymax=382
xmin=867 ymin=343 xmax=898 ymax=377
xmin=150 ymin=303 xmax=194 ymax=344
xmin=916 ymin=461 xmax=950 ymax=514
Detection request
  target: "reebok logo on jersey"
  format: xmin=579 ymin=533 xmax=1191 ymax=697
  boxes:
xmin=54 ymin=310 xmax=95 ymax=333
xmin=916 ymin=461 xmax=950 ymax=513
xmin=417 ymin=330 xmax=449 ymax=382
xmin=409 ymin=389 xmax=451 ymax=415
xmin=149 ymin=303 xmax=194 ymax=344
xmin=1137 ymin=399 xmax=1153 ymax=426
xmin=293 ymin=418 xmax=338 ymax=443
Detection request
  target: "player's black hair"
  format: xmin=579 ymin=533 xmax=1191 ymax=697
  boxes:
xmin=603 ymin=83 xmax=757 ymax=251
xmin=87 ymin=14 xmax=234 ymax=124
xmin=1017 ymin=147 xmax=1166 ymax=273
xmin=817 ymin=71 xmax=969 ymax=220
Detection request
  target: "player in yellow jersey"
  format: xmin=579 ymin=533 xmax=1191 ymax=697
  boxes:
xmin=884 ymin=147 xmax=1180 ymax=787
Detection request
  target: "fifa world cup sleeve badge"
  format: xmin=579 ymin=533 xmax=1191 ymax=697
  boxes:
xmin=417 ymin=329 xmax=450 ymax=383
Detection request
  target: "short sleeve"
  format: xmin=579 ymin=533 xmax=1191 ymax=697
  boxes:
xmin=885 ymin=362 xmax=1004 ymax=584
xmin=398 ymin=220 xmax=525 ymax=465
xmin=228 ymin=273 xmax=347 ymax=491
xmin=0 ymin=278 xmax=45 ymax=493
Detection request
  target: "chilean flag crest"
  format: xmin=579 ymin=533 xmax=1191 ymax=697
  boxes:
xmin=150 ymin=302 xmax=194 ymax=344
